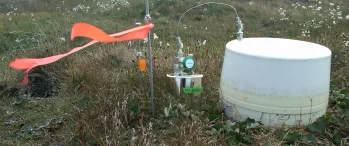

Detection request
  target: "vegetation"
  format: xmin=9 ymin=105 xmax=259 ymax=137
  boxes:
xmin=1 ymin=0 xmax=349 ymax=145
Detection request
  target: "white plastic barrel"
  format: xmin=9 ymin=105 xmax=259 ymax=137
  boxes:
xmin=220 ymin=37 xmax=332 ymax=126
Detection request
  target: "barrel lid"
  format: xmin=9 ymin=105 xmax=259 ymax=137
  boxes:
xmin=226 ymin=38 xmax=332 ymax=60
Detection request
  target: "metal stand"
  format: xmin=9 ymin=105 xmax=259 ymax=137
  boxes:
xmin=166 ymin=73 xmax=203 ymax=96
xmin=144 ymin=0 xmax=155 ymax=117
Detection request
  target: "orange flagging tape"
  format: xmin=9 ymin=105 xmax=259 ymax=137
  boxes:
xmin=9 ymin=22 xmax=154 ymax=84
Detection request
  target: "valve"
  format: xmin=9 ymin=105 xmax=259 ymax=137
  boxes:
xmin=182 ymin=54 xmax=195 ymax=73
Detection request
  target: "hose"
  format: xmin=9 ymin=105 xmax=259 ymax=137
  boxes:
xmin=176 ymin=2 xmax=244 ymax=50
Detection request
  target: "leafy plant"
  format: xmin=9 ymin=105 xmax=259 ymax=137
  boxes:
xmin=127 ymin=99 xmax=140 ymax=120
xmin=306 ymin=118 xmax=327 ymax=134
xmin=205 ymin=117 xmax=262 ymax=145
xmin=280 ymin=130 xmax=302 ymax=142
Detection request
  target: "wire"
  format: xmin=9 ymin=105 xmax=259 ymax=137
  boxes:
xmin=176 ymin=2 xmax=240 ymax=38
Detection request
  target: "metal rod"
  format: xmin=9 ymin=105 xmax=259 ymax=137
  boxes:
xmin=144 ymin=0 xmax=154 ymax=117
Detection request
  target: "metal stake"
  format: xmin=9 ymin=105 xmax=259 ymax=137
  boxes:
xmin=144 ymin=0 xmax=155 ymax=117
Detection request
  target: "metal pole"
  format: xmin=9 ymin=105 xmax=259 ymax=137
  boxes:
xmin=144 ymin=0 xmax=154 ymax=117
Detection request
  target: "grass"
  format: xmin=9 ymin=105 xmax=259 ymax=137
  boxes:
xmin=1 ymin=0 xmax=349 ymax=145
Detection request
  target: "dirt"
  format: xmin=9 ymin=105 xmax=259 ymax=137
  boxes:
xmin=26 ymin=67 xmax=59 ymax=98
xmin=1 ymin=67 xmax=59 ymax=98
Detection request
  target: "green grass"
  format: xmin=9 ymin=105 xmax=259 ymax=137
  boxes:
xmin=1 ymin=0 xmax=349 ymax=145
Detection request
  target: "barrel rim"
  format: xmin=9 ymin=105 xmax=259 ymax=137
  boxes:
xmin=226 ymin=37 xmax=332 ymax=60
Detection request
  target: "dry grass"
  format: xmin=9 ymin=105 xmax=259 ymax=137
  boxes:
xmin=1 ymin=0 xmax=349 ymax=145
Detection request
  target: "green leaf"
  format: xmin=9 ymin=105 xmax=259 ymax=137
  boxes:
xmin=226 ymin=131 xmax=253 ymax=145
xmin=227 ymin=137 xmax=234 ymax=146
xmin=245 ymin=117 xmax=256 ymax=127
xmin=208 ymin=110 xmax=222 ymax=121
xmin=307 ymin=119 xmax=327 ymax=134
xmin=344 ymin=110 xmax=349 ymax=117
xmin=333 ymin=133 xmax=343 ymax=145
xmin=280 ymin=131 xmax=301 ymax=142
xmin=331 ymin=114 xmax=342 ymax=123
xmin=24 ymin=133 xmax=33 ymax=140
xmin=261 ymin=143 xmax=270 ymax=146
xmin=302 ymin=134 xmax=315 ymax=142
xmin=330 ymin=82 xmax=336 ymax=90
xmin=32 ymin=129 xmax=43 ymax=136
xmin=110 ymin=55 xmax=119 ymax=66
xmin=243 ymin=135 xmax=255 ymax=144
xmin=340 ymin=88 xmax=349 ymax=95
xmin=213 ymin=123 xmax=224 ymax=131
xmin=336 ymin=102 xmax=348 ymax=110
xmin=127 ymin=100 xmax=139 ymax=114
xmin=257 ymin=121 xmax=264 ymax=126
xmin=323 ymin=114 xmax=332 ymax=121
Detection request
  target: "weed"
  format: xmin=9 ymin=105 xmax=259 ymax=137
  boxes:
xmin=1 ymin=0 xmax=349 ymax=145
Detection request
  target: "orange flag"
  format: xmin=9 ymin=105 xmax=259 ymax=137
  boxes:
xmin=9 ymin=22 xmax=154 ymax=84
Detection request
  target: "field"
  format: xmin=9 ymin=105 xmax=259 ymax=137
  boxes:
xmin=1 ymin=0 xmax=349 ymax=145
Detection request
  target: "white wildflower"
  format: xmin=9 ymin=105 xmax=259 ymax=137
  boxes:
xmin=9 ymin=17 xmax=12 ymax=21
xmin=153 ymin=33 xmax=158 ymax=40
xmin=127 ymin=41 xmax=131 ymax=46
xmin=164 ymin=107 xmax=169 ymax=117
xmin=159 ymin=41 xmax=162 ymax=47
xmin=202 ymin=40 xmax=207 ymax=45
xmin=337 ymin=10 xmax=342 ymax=14
xmin=166 ymin=42 xmax=170 ymax=47
xmin=318 ymin=1 xmax=322 ymax=4
xmin=345 ymin=41 xmax=349 ymax=47
xmin=329 ymin=3 xmax=334 ymax=6
xmin=316 ymin=7 xmax=322 ymax=11
xmin=59 ymin=37 xmax=66 ymax=42
xmin=302 ymin=6 xmax=307 ymax=9
xmin=346 ymin=15 xmax=349 ymax=20
xmin=15 ymin=38 xmax=20 ymax=43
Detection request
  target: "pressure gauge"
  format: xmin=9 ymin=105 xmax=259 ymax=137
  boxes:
xmin=182 ymin=55 xmax=195 ymax=71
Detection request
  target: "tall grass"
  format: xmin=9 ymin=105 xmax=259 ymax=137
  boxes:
xmin=1 ymin=0 xmax=349 ymax=145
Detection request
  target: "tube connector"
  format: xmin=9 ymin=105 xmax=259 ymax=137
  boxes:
xmin=144 ymin=14 xmax=151 ymax=21
xmin=236 ymin=17 xmax=243 ymax=41
xmin=177 ymin=37 xmax=184 ymax=52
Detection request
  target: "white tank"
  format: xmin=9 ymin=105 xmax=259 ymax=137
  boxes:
xmin=220 ymin=37 xmax=332 ymax=126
